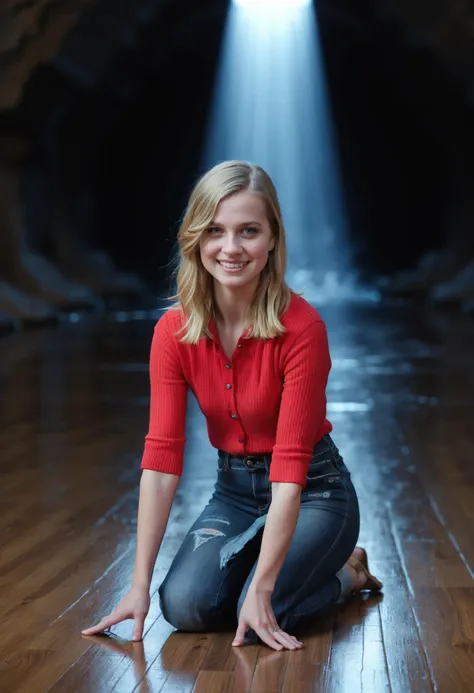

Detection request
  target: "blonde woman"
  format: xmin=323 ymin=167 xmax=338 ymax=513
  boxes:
xmin=83 ymin=161 xmax=382 ymax=651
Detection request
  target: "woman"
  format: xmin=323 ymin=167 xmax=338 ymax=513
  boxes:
xmin=82 ymin=160 xmax=382 ymax=651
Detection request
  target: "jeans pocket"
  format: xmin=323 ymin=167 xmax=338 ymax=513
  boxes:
xmin=305 ymin=446 xmax=343 ymax=484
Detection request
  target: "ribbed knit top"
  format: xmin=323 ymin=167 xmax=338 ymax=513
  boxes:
xmin=140 ymin=292 xmax=333 ymax=486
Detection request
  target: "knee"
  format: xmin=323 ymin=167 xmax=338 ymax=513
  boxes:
xmin=159 ymin=575 xmax=215 ymax=632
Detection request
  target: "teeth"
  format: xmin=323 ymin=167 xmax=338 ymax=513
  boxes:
xmin=218 ymin=261 xmax=247 ymax=269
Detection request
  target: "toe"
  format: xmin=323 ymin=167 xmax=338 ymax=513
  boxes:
xmin=352 ymin=547 xmax=367 ymax=563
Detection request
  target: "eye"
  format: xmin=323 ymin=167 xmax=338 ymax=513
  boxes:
xmin=206 ymin=227 xmax=222 ymax=235
xmin=242 ymin=227 xmax=259 ymax=235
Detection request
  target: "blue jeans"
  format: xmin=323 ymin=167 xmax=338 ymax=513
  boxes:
xmin=158 ymin=434 xmax=360 ymax=636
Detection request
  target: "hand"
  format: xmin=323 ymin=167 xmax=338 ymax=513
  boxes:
xmin=81 ymin=585 xmax=150 ymax=642
xmin=232 ymin=586 xmax=303 ymax=651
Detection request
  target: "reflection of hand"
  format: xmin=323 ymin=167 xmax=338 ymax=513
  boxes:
xmin=232 ymin=640 xmax=286 ymax=689
xmin=80 ymin=633 xmax=139 ymax=658
xmin=83 ymin=635 xmax=149 ymax=692
xmin=81 ymin=585 xmax=150 ymax=641
xmin=232 ymin=586 xmax=303 ymax=651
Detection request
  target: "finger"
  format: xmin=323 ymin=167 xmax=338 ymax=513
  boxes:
xmin=81 ymin=612 xmax=124 ymax=636
xmin=256 ymin=627 xmax=283 ymax=651
xmin=271 ymin=625 xmax=302 ymax=647
xmin=132 ymin=613 xmax=146 ymax=642
xmin=267 ymin=616 xmax=303 ymax=649
xmin=232 ymin=620 xmax=248 ymax=647
xmin=273 ymin=629 xmax=303 ymax=650
xmin=290 ymin=635 xmax=304 ymax=647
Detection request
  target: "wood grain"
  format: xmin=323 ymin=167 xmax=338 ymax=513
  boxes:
xmin=0 ymin=305 xmax=473 ymax=692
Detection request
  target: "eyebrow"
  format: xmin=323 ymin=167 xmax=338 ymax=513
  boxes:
xmin=210 ymin=220 xmax=262 ymax=227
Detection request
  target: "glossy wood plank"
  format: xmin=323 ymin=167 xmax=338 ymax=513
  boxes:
xmin=0 ymin=306 xmax=473 ymax=692
xmin=414 ymin=587 xmax=474 ymax=693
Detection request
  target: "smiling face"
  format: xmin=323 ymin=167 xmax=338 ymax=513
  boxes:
xmin=199 ymin=190 xmax=276 ymax=296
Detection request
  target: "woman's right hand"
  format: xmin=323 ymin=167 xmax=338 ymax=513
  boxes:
xmin=81 ymin=585 xmax=151 ymax=641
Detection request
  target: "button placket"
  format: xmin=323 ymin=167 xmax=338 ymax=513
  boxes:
xmin=222 ymin=350 xmax=245 ymax=446
xmin=215 ymin=335 xmax=247 ymax=448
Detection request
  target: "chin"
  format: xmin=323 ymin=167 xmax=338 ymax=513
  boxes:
xmin=218 ymin=274 xmax=262 ymax=292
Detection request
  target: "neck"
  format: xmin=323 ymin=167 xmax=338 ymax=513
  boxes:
xmin=212 ymin=278 xmax=259 ymax=328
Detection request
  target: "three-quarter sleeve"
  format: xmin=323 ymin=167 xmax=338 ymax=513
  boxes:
xmin=140 ymin=312 xmax=188 ymax=475
xmin=269 ymin=320 xmax=331 ymax=486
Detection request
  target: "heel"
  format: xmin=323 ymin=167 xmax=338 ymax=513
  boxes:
xmin=349 ymin=548 xmax=383 ymax=592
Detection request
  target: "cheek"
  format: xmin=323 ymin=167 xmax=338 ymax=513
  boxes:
xmin=251 ymin=241 xmax=272 ymax=261
xmin=200 ymin=240 xmax=217 ymax=261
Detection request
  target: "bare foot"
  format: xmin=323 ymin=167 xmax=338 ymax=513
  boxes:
xmin=347 ymin=547 xmax=383 ymax=592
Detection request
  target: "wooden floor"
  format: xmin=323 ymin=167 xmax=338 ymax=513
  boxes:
xmin=1 ymin=302 xmax=474 ymax=693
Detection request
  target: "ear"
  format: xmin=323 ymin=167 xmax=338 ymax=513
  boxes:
xmin=269 ymin=236 xmax=276 ymax=252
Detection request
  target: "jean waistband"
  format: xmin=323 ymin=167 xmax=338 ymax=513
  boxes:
xmin=217 ymin=450 xmax=271 ymax=471
xmin=217 ymin=434 xmax=340 ymax=473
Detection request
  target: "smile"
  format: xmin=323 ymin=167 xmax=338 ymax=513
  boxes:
xmin=217 ymin=261 xmax=250 ymax=270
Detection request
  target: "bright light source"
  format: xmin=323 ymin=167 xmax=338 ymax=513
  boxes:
xmin=205 ymin=0 xmax=355 ymax=303
xmin=233 ymin=0 xmax=310 ymax=7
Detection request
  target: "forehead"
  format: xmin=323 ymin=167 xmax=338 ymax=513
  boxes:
xmin=213 ymin=191 xmax=267 ymax=223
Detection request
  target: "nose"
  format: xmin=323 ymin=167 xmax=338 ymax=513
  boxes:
xmin=222 ymin=232 xmax=242 ymax=255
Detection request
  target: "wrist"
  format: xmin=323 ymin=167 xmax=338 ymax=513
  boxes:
xmin=249 ymin=576 xmax=275 ymax=594
xmin=132 ymin=574 xmax=151 ymax=590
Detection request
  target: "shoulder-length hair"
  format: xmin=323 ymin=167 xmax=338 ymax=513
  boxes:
xmin=166 ymin=160 xmax=296 ymax=343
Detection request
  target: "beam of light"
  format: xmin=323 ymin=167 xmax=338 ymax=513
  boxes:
xmin=202 ymin=1 xmax=379 ymax=303
xmin=233 ymin=0 xmax=311 ymax=8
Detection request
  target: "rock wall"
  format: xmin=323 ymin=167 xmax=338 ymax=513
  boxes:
xmin=0 ymin=0 xmax=96 ymax=111
xmin=0 ymin=0 xmax=472 ymax=290
xmin=372 ymin=0 xmax=474 ymax=102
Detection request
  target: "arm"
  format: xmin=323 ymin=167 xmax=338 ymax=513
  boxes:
xmin=135 ymin=311 xmax=188 ymax=583
xmin=232 ymin=483 xmax=303 ymax=650
xmin=253 ymin=319 xmax=331 ymax=585
xmin=141 ymin=312 xmax=188 ymax=475
xmin=132 ymin=469 xmax=180 ymax=589
xmin=82 ymin=313 xmax=187 ymax=640
xmin=82 ymin=469 xmax=179 ymax=640
xmin=250 ymin=482 xmax=301 ymax=592
xmin=269 ymin=319 xmax=331 ymax=485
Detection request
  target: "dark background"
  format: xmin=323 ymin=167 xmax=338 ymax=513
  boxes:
xmin=2 ymin=0 xmax=474 ymax=294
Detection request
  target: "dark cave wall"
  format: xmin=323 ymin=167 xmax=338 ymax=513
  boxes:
xmin=1 ymin=0 xmax=474 ymax=285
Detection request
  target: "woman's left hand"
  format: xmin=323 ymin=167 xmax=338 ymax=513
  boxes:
xmin=232 ymin=586 xmax=304 ymax=651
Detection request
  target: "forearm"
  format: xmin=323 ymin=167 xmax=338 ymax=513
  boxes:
xmin=251 ymin=482 xmax=301 ymax=592
xmin=132 ymin=469 xmax=180 ymax=589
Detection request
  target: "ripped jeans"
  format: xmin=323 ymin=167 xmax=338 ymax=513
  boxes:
xmin=158 ymin=434 xmax=360 ymax=637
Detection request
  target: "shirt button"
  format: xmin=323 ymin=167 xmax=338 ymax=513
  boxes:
xmin=226 ymin=384 xmax=232 ymax=390
xmin=237 ymin=344 xmax=242 ymax=348
xmin=231 ymin=413 xmax=237 ymax=419
xmin=238 ymin=438 xmax=244 ymax=443
xmin=225 ymin=363 xmax=231 ymax=369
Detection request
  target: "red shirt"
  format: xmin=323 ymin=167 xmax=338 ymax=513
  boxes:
xmin=140 ymin=293 xmax=332 ymax=486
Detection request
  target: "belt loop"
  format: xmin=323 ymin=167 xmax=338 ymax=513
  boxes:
xmin=264 ymin=453 xmax=271 ymax=475
xmin=225 ymin=452 xmax=231 ymax=471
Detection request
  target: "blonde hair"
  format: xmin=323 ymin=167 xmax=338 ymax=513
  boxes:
xmin=167 ymin=160 xmax=297 ymax=343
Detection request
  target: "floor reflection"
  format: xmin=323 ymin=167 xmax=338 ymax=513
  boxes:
xmin=83 ymin=634 xmax=152 ymax=691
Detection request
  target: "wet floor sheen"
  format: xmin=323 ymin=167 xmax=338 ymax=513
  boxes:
xmin=0 ymin=302 xmax=473 ymax=693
